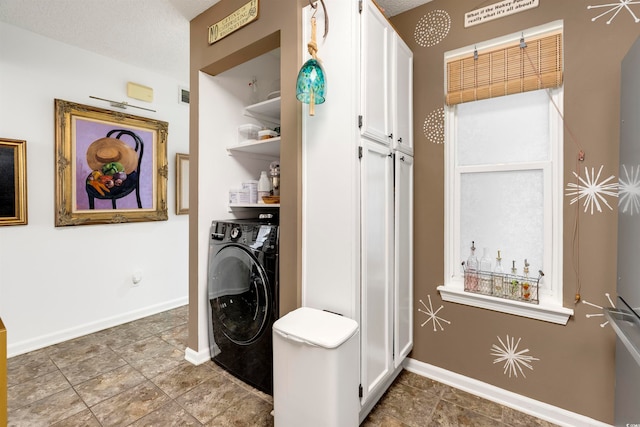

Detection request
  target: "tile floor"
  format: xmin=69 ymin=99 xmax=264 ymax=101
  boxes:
xmin=6 ymin=305 xmax=558 ymax=426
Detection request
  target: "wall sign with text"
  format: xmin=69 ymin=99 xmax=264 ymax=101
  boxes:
xmin=465 ymin=0 xmax=539 ymax=28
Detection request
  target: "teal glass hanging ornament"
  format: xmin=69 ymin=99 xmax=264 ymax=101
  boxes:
xmin=297 ymin=4 xmax=327 ymax=116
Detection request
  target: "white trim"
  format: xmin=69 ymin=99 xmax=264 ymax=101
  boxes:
xmin=7 ymin=297 xmax=188 ymax=357
xmin=403 ymin=358 xmax=611 ymax=427
xmin=437 ymin=285 xmax=573 ymax=324
xmin=184 ymin=346 xmax=211 ymax=365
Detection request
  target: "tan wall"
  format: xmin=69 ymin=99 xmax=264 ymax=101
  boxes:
xmin=391 ymin=2 xmax=640 ymax=423
xmin=188 ymin=0 xmax=303 ymax=350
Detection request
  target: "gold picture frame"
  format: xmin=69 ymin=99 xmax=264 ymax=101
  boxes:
xmin=176 ymin=153 xmax=189 ymax=215
xmin=0 ymin=138 xmax=28 ymax=226
xmin=54 ymin=99 xmax=169 ymax=226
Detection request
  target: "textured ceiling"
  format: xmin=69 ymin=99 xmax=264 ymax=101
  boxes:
xmin=0 ymin=0 xmax=431 ymax=82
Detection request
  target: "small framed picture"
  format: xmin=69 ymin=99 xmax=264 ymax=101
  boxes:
xmin=176 ymin=153 xmax=189 ymax=215
xmin=0 ymin=138 xmax=28 ymax=226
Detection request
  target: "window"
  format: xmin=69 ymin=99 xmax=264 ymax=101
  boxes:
xmin=437 ymin=22 xmax=573 ymax=324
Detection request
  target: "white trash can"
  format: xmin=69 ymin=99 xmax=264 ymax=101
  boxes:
xmin=273 ymin=307 xmax=359 ymax=427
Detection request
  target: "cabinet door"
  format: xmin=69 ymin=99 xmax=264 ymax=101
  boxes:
xmin=360 ymin=138 xmax=394 ymax=404
xmin=394 ymin=153 xmax=413 ymax=367
xmin=392 ymin=34 xmax=414 ymax=155
xmin=360 ymin=0 xmax=391 ymax=145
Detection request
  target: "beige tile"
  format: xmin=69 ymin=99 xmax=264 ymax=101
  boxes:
xmin=129 ymin=401 xmax=202 ymax=426
xmin=134 ymin=310 xmax=187 ymax=335
xmin=74 ymin=364 xmax=146 ymax=406
xmin=7 ymin=370 xmax=71 ymax=411
xmin=395 ymin=370 xmax=449 ymax=397
xmin=7 ymin=348 xmax=58 ymax=386
xmin=429 ymin=399 xmax=508 ymax=427
xmin=205 ymin=391 xmax=273 ymax=426
xmin=115 ymin=335 xmax=185 ymax=378
xmin=440 ymin=385 xmax=503 ymax=421
xmin=51 ymin=408 xmax=102 ymax=426
xmin=48 ymin=336 xmax=110 ymax=369
xmin=151 ymin=360 xmax=219 ymax=398
xmin=57 ymin=346 xmax=127 ymax=385
xmin=160 ymin=323 xmax=189 ymax=350
xmin=8 ymin=387 xmax=87 ymax=427
xmin=90 ymin=381 xmax=171 ymax=427
xmin=98 ymin=322 xmax=155 ymax=349
xmin=375 ymin=382 xmax=441 ymax=426
xmin=362 ymin=404 xmax=411 ymax=427
xmin=176 ymin=375 xmax=249 ymax=424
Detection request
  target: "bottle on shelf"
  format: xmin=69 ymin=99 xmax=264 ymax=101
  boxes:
xmin=464 ymin=241 xmax=479 ymax=291
xmin=258 ymin=171 xmax=272 ymax=203
xmin=521 ymin=259 xmax=531 ymax=301
xmin=479 ymin=247 xmax=492 ymax=293
xmin=493 ymin=250 xmax=505 ymax=297
xmin=508 ymin=260 xmax=519 ymax=299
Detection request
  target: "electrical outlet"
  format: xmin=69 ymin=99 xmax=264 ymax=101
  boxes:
xmin=132 ymin=270 xmax=143 ymax=286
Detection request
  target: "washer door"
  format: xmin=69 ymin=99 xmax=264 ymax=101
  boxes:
xmin=209 ymin=245 xmax=270 ymax=345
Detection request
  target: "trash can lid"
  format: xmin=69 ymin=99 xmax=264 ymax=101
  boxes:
xmin=273 ymin=307 xmax=358 ymax=349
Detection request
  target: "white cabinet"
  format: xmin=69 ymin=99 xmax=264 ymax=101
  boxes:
xmin=360 ymin=0 xmax=391 ymax=145
xmin=394 ymin=153 xmax=413 ymax=366
xmin=360 ymin=138 xmax=394 ymax=400
xmin=392 ymin=35 xmax=414 ymax=155
xmin=301 ymin=0 xmax=413 ymax=421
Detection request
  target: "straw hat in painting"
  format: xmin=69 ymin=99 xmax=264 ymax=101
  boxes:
xmin=86 ymin=137 xmax=138 ymax=174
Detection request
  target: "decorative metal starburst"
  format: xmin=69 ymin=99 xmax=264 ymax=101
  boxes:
xmin=565 ymin=165 xmax=618 ymax=215
xmin=618 ymin=164 xmax=640 ymax=216
xmin=588 ymin=0 xmax=640 ymax=24
xmin=583 ymin=293 xmax=617 ymax=328
xmin=418 ymin=295 xmax=450 ymax=331
xmin=490 ymin=335 xmax=539 ymax=378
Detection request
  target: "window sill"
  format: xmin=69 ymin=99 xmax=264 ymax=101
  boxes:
xmin=436 ymin=285 xmax=573 ymax=325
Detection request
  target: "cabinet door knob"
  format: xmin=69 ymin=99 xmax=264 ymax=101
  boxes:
xmin=397 ymin=137 xmax=403 ymax=143
xmin=388 ymin=133 xmax=393 ymax=139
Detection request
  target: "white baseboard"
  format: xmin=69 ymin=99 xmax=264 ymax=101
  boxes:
xmin=184 ymin=346 xmax=211 ymax=365
xmin=404 ymin=358 xmax=611 ymax=427
xmin=7 ymin=297 xmax=188 ymax=358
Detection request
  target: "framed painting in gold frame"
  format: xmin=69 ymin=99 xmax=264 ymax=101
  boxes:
xmin=0 ymin=138 xmax=27 ymax=226
xmin=54 ymin=99 xmax=169 ymax=226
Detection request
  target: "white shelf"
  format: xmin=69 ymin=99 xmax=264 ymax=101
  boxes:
xmin=228 ymin=203 xmax=280 ymax=210
xmin=244 ymin=96 xmax=281 ymax=123
xmin=227 ymin=137 xmax=280 ymax=158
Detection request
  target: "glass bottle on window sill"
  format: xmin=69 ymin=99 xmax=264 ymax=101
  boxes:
xmin=493 ymin=250 xmax=505 ymax=297
xmin=479 ymin=247 xmax=492 ymax=294
xmin=464 ymin=241 xmax=479 ymax=291
xmin=521 ymin=259 xmax=532 ymax=301
xmin=508 ymin=260 xmax=520 ymax=299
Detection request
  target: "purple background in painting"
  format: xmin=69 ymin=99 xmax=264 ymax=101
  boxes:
xmin=74 ymin=118 xmax=154 ymax=211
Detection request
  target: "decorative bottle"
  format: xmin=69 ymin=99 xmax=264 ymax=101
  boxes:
xmin=509 ymin=260 xmax=519 ymax=298
xmin=521 ymin=259 xmax=531 ymax=301
xmin=479 ymin=247 xmax=492 ymax=293
xmin=493 ymin=250 xmax=504 ymax=297
xmin=465 ymin=241 xmax=479 ymax=291
xmin=257 ymin=171 xmax=272 ymax=203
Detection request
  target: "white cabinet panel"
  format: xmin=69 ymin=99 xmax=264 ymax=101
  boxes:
xmin=392 ymin=35 xmax=414 ymax=155
xmin=360 ymin=139 xmax=394 ymax=401
xmin=394 ymin=153 xmax=413 ymax=366
xmin=360 ymin=0 xmax=391 ymax=145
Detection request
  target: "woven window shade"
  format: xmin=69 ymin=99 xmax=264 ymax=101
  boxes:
xmin=446 ymin=32 xmax=563 ymax=106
